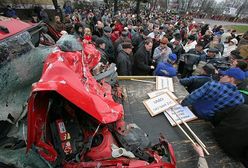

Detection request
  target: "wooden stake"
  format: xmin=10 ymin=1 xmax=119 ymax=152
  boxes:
xmin=172 ymin=109 xmax=206 ymax=148
xmin=171 ymin=109 xmax=210 ymax=155
xmin=117 ymin=76 xmax=156 ymax=80
xmin=166 ymin=111 xmax=196 ymax=145
xmin=130 ymin=79 xmax=156 ymax=84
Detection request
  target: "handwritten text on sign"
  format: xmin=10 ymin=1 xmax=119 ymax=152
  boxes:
xmin=164 ymin=104 xmax=197 ymax=126
xmin=143 ymin=93 xmax=177 ymax=116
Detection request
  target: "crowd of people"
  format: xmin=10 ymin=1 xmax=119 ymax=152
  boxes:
xmin=3 ymin=3 xmax=248 ymax=167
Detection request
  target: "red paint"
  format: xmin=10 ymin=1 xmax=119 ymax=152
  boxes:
xmin=0 ymin=17 xmax=33 ymax=40
xmin=85 ymin=127 xmax=117 ymax=160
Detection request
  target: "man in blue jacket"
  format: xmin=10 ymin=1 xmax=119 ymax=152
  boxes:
xmin=181 ymin=67 xmax=245 ymax=120
xmin=154 ymin=53 xmax=177 ymax=77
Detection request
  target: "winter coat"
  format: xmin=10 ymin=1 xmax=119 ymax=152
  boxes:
xmin=180 ymin=75 xmax=212 ymax=93
xmin=154 ymin=62 xmax=177 ymax=77
xmin=133 ymin=46 xmax=152 ymax=75
xmin=116 ymin=50 xmax=132 ymax=76
xmin=153 ymin=46 xmax=172 ymax=64
xmin=212 ymin=104 xmax=248 ymax=167
xmin=102 ymin=34 xmax=115 ymax=63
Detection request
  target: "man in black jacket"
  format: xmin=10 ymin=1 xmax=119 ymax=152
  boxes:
xmin=92 ymin=21 xmax=104 ymax=37
xmin=116 ymin=42 xmax=133 ymax=76
xmin=114 ymin=31 xmax=131 ymax=55
xmin=102 ymin=26 xmax=115 ymax=63
xmin=132 ymin=28 xmax=145 ymax=54
xmin=168 ymin=33 xmax=185 ymax=63
xmin=133 ymin=38 xmax=154 ymax=75
xmin=95 ymin=38 xmax=108 ymax=64
xmin=213 ymin=104 xmax=248 ymax=167
xmin=178 ymin=41 xmax=206 ymax=78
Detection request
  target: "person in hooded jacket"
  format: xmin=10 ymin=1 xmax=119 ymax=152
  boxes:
xmin=154 ymin=53 xmax=177 ymax=77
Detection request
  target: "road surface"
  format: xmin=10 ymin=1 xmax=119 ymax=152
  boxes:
xmin=194 ymin=18 xmax=248 ymax=26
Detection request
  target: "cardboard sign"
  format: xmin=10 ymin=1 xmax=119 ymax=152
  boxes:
xmin=164 ymin=105 xmax=198 ymax=126
xmin=156 ymin=76 xmax=174 ymax=92
xmin=147 ymin=89 xmax=178 ymax=100
xmin=143 ymin=93 xmax=178 ymax=117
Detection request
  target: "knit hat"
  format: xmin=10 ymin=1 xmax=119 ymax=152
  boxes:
xmin=103 ymin=26 xmax=112 ymax=33
xmin=95 ymin=38 xmax=105 ymax=46
xmin=168 ymin=53 xmax=177 ymax=62
xmin=122 ymin=42 xmax=133 ymax=49
xmin=220 ymin=68 xmax=245 ymax=80
xmin=121 ymin=31 xmax=129 ymax=37
xmin=207 ymin=48 xmax=219 ymax=53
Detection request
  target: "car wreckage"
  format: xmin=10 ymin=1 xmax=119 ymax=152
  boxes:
xmin=0 ymin=17 xmax=176 ymax=168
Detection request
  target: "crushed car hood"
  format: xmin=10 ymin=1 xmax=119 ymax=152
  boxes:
xmin=27 ymin=48 xmax=124 ymax=152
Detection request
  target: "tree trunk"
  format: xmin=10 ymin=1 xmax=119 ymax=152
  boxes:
xmin=114 ymin=0 xmax=118 ymax=15
xmin=104 ymin=0 xmax=109 ymax=8
xmin=136 ymin=0 xmax=141 ymax=17
xmin=186 ymin=0 xmax=193 ymax=11
xmin=52 ymin=0 xmax=58 ymax=9
xmin=199 ymin=0 xmax=208 ymax=12
xmin=52 ymin=0 xmax=63 ymax=21
xmin=164 ymin=0 xmax=168 ymax=11
xmin=153 ymin=0 xmax=158 ymax=11
xmin=235 ymin=0 xmax=247 ymax=18
xmin=150 ymin=0 xmax=154 ymax=11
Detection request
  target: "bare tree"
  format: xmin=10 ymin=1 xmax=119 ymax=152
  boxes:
xmin=235 ymin=0 xmax=248 ymax=18
xmin=186 ymin=0 xmax=194 ymax=11
xmin=198 ymin=0 xmax=208 ymax=12
xmin=114 ymin=0 xmax=118 ymax=15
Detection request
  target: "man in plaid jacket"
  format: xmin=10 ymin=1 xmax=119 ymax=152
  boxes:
xmin=181 ymin=68 xmax=245 ymax=120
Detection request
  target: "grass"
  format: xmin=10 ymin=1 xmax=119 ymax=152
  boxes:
xmin=224 ymin=25 xmax=248 ymax=33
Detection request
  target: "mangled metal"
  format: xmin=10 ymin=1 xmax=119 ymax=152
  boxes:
xmin=26 ymin=35 xmax=176 ymax=167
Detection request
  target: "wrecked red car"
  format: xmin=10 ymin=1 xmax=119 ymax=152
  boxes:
xmin=26 ymin=35 xmax=177 ymax=167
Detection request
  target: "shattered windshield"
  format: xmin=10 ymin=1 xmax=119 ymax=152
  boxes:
xmin=0 ymin=31 xmax=33 ymax=66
